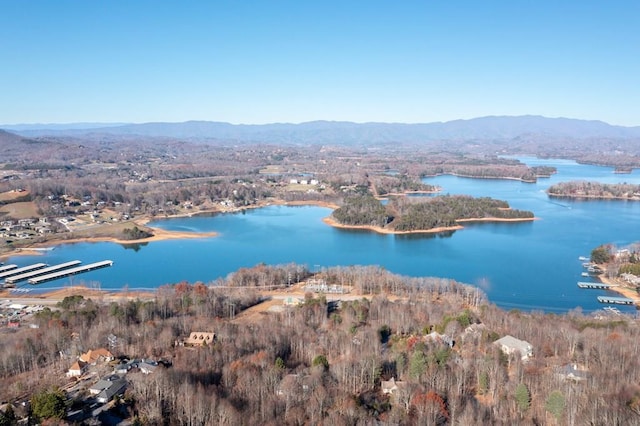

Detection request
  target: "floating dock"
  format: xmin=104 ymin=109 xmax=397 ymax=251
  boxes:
xmin=577 ymin=282 xmax=615 ymax=289
xmin=597 ymin=295 xmax=635 ymax=305
xmin=28 ymin=260 xmax=113 ymax=285
xmin=5 ymin=260 xmax=82 ymax=285
xmin=0 ymin=264 xmax=18 ymax=274
xmin=0 ymin=263 xmax=48 ymax=280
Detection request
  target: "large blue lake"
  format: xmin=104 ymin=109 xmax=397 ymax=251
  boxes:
xmin=5 ymin=157 xmax=640 ymax=313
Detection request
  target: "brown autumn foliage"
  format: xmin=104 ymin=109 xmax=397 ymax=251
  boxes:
xmin=1 ymin=264 xmax=640 ymax=424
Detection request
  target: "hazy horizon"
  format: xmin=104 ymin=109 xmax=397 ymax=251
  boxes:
xmin=2 ymin=114 xmax=638 ymax=129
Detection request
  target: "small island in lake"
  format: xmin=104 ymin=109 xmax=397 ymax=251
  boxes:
xmin=547 ymin=181 xmax=640 ymax=200
xmin=327 ymin=194 xmax=535 ymax=234
xmin=420 ymin=163 xmax=556 ymax=183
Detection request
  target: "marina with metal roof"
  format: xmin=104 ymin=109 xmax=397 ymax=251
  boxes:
xmin=28 ymin=260 xmax=113 ymax=285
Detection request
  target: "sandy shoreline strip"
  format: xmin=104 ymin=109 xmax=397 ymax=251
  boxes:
xmin=322 ymin=215 xmax=536 ymax=235
xmin=0 ymin=285 xmax=156 ymax=302
xmin=597 ymin=274 xmax=640 ymax=306
xmin=322 ymin=216 xmax=464 ymax=235
xmin=4 ymin=227 xmax=219 ymax=258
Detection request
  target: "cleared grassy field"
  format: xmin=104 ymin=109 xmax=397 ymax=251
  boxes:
xmin=0 ymin=189 xmax=30 ymax=202
xmin=0 ymin=201 xmax=39 ymax=219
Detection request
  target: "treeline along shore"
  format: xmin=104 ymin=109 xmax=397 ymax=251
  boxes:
xmin=329 ymin=194 xmax=535 ymax=234
xmin=547 ymin=181 xmax=640 ymax=201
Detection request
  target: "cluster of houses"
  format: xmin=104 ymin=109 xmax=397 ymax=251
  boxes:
xmin=378 ymin=332 xmax=586 ymax=403
xmin=304 ymin=278 xmax=348 ymax=294
xmin=66 ymin=348 xmax=116 ymax=377
xmin=63 ymin=332 xmax=216 ymax=405
xmin=620 ymin=273 xmax=640 ymax=286
xmin=0 ymin=301 xmax=44 ymax=328
xmin=0 ymin=217 xmax=52 ymax=239
xmin=289 ymin=178 xmax=320 ymax=186
xmin=65 ymin=347 xmax=163 ymax=407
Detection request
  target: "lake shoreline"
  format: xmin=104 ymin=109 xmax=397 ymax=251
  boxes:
xmin=547 ymin=193 xmax=640 ymax=201
xmin=422 ymin=172 xmax=538 ymax=183
xmin=0 ymin=200 xmax=339 ymax=260
xmin=597 ymin=273 xmax=640 ymax=306
xmin=322 ymin=215 xmax=537 ymax=235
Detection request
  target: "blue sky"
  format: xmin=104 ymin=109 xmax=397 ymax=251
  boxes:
xmin=1 ymin=1 xmax=638 ymax=126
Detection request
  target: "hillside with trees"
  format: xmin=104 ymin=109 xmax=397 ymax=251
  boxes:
xmin=1 ymin=264 xmax=640 ymax=424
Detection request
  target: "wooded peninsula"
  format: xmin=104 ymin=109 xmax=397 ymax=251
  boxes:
xmin=330 ymin=195 xmax=534 ymax=234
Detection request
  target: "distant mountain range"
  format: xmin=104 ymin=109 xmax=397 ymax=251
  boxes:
xmin=3 ymin=116 xmax=640 ymax=145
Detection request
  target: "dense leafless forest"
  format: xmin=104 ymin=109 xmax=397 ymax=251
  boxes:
xmin=1 ymin=265 xmax=640 ymax=424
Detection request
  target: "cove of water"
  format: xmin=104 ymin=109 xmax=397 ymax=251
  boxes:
xmin=5 ymin=157 xmax=640 ymax=313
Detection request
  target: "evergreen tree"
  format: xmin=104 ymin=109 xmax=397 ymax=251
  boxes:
xmin=0 ymin=404 xmax=17 ymax=426
xmin=409 ymin=350 xmax=427 ymax=379
xmin=31 ymin=388 xmax=66 ymax=421
xmin=545 ymin=390 xmax=565 ymax=422
xmin=515 ymin=383 xmax=530 ymax=413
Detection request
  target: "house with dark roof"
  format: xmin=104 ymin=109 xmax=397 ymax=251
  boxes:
xmin=558 ymin=364 xmax=589 ymax=382
xmin=114 ymin=359 xmax=138 ymax=375
xmin=90 ymin=378 xmax=116 ymax=395
xmin=138 ymin=360 xmax=159 ymax=374
xmin=96 ymin=378 xmax=127 ymax=404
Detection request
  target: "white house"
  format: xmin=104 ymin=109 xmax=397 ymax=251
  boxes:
xmin=494 ymin=335 xmax=533 ymax=360
xmin=66 ymin=361 xmax=87 ymax=377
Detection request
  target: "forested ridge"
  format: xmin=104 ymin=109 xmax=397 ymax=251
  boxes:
xmin=548 ymin=181 xmax=640 ymax=200
xmin=2 ymin=264 xmax=640 ymax=424
xmin=420 ymin=164 xmax=556 ymax=183
xmin=332 ymin=195 xmax=534 ymax=232
xmin=371 ymin=175 xmax=438 ymax=197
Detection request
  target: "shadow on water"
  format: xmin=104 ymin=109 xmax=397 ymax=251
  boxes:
xmin=120 ymin=242 xmax=149 ymax=252
xmin=395 ymin=230 xmax=456 ymax=240
xmin=335 ymin=227 xmax=456 ymax=239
